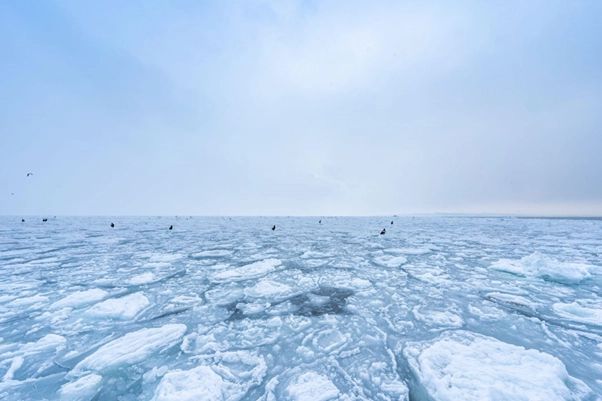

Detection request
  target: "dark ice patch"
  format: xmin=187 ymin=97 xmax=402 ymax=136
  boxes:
xmin=290 ymin=286 xmax=354 ymax=317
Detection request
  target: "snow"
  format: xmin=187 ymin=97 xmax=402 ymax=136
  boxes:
xmin=404 ymin=330 xmax=591 ymax=401
xmin=1 ymin=216 xmax=601 ymax=399
xmin=85 ymin=292 xmax=150 ymax=319
xmin=72 ymin=324 xmax=187 ymax=374
xmin=491 ymin=252 xmax=594 ymax=283
xmin=51 ymin=289 xmax=108 ymax=309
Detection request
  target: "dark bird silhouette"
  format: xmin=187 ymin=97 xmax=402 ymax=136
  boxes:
xmin=42 ymin=218 xmax=48 ymax=222
xmin=272 ymin=225 xmax=276 ymax=231
xmin=110 ymin=222 xmax=114 ymax=228
xmin=21 ymin=219 xmax=25 ymax=222
xmin=319 ymin=219 xmax=322 ymax=224
xmin=10 ymin=192 xmax=15 ymax=196
xmin=169 ymin=225 xmax=173 ymax=230
xmin=26 ymin=172 xmax=33 ymax=177
xmin=380 ymin=228 xmax=386 ymax=235
xmin=390 ymin=220 xmax=394 ymax=225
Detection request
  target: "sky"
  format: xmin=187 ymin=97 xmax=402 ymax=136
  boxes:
xmin=1 ymin=0 xmax=601 ymax=216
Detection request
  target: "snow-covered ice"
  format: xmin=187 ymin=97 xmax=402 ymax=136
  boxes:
xmin=404 ymin=330 xmax=592 ymax=401
xmin=285 ymin=371 xmax=339 ymax=401
xmin=72 ymin=324 xmax=187 ymax=374
xmin=491 ymin=251 xmax=594 ymax=283
xmin=1 ymin=216 xmax=601 ymax=400
xmin=85 ymin=292 xmax=150 ymax=319
xmin=51 ymin=289 xmax=108 ymax=309
xmin=58 ymin=373 xmax=102 ymax=401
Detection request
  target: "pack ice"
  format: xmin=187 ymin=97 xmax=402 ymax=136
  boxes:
xmin=0 ymin=216 xmax=600 ymax=400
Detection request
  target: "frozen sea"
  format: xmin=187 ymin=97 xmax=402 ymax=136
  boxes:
xmin=1 ymin=216 xmax=601 ymax=401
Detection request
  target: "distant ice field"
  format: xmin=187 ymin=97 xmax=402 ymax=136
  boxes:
xmin=0 ymin=216 xmax=601 ymax=400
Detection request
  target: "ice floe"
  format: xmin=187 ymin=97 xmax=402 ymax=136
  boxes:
xmin=2 ymin=216 xmax=602 ymax=399
xmin=211 ymin=258 xmax=282 ymax=282
xmin=404 ymin=330 xmax=591 ymax=401
xmin=152 ymin=351 xmax=266 ymax=401
xmin=286 ymin=371 xmax=340 ymax=401
xmin=85 ymin=292 xmax=150 ymax=319
xmin=127 ymin=272 xmax=157 ymax=285
xmin=72 ymin=324 xmax=186 ymax=374
xmin=58 ymin=373 xmax=102 ymax=401
xmin=491 ymin=252 xmax=594 ymax=283
xmin=552 ymin=301 xmax=602 ymax=326
xmin=51 ymin=289 xmax=108 ymax=309
xmin=245 ymin=279 xmax=292 ymax=298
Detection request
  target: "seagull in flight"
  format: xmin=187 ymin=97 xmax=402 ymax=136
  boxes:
xmin=26 ymin=172 xmax=33 ymax=177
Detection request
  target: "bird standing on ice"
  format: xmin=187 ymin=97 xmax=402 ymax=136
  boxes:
xmin=380 ymin=228 xmax=386 ymax=235
xmin=272 ymin=225 xmax=276 ymax=231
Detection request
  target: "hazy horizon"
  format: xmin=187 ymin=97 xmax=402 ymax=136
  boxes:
xmin=2 ymin=1 xmax=601 ymax=216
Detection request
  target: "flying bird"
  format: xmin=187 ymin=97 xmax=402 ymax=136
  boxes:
xmin=26 ymin=172 xmax=33 ymax=177
xmin=21 ymin=219 xmax=25 ymax=222
xmin=42 ymin=218 xmax=48 ymax=222
xmin=380 ymin=228 xmax=386 ymax=235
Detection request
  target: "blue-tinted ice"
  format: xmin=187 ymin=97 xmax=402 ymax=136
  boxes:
xmin=0 ymin=216 xmax=601 ymax=400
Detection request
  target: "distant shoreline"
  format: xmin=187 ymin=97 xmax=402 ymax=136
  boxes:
xmin=1 ymin=214 xmax=601 ymax=221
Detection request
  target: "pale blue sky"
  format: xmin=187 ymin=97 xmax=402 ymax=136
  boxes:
xmin=1 ymin=0 xmax=601 ymax=215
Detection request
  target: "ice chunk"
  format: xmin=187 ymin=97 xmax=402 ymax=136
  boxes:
xmin=9 ymin=294 xmax=48 ymax=307
xmin=485 ymin=292 xmax=538 ymax=309
xmin=72 ymin=324 xmax=186 ymax=374
xmin=236 ymin=302 xmax=270 ymax=315
xmin=2 ymin=356 xmax=23 ymax=381
xmin=51 ymin=289 xmax=108 ymax=309
xmin=491 ymin=252 xmax=593 ymax=283
xmin=151 ymin=351 xmax=266 ymax=401
xmin=245 ymin=279 xmax=292 ymax=298
xmin=23 ymin=333 xmax=67 ymax=354
xmin=404 ymin=330 xmax=591 ymax=401
xmin=552 ymin=301 xmax=602 ymax=326
xmin=373 ymin=255 xmax=407 ymax=268
xmin=58 ymin=374 xmax=102 ymax=401
xmin=286 ymin=371 xmax=339 ymax=401
xmin=151 ymin=366 xmax=224 ymax=401
xmin=386 ymin=247 xmax=432 ymax=255
xmin=211 ymin=259 xmax=282 ymax=282
xmin=412 ymin=306 xmax=464 ymax=328
xmin=85 ymin=292 xmax=150 ymax=319
xmin=127 ymin=272 xmax=157 ymax=285
xmin=191 ymin=249 xmax=233 ymax=258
